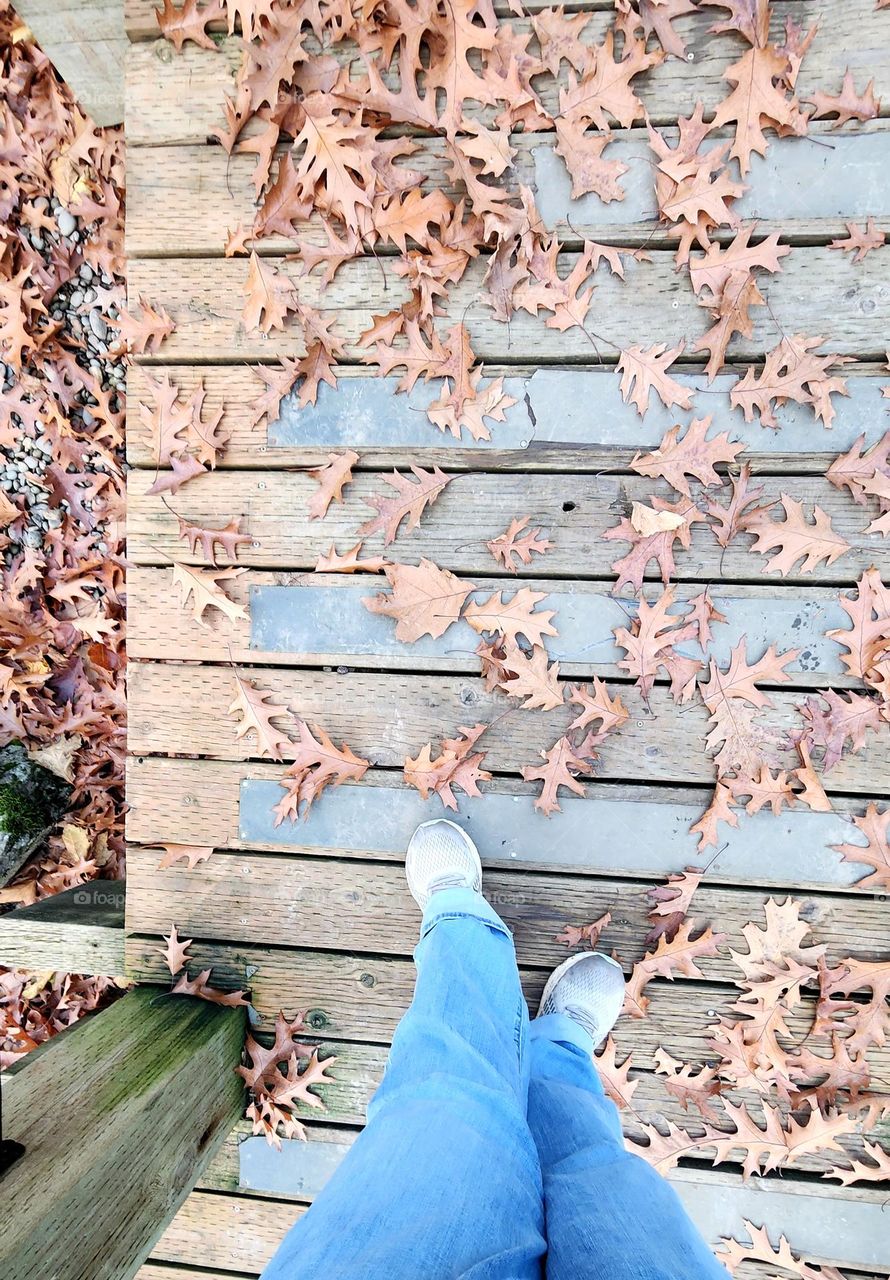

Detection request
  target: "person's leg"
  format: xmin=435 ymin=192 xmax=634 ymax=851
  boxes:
xmin=262 ymin=821 xmax=545 ymax=1280
xmin=528 ymin=956 xmax=730 ymax=1280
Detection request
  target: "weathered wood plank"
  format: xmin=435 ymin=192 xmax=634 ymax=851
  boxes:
xmin=125 ymin=3 xmax=890 ymax=147
xmin=125 ymin=363 xmax=890 ymax=472
xmin=0 ymin=988 xmax=245 ymax=1280
xmin=18 ymin=0 xmax=126 ymax=125
xmin=127 ymin=662 xmax=890 ymax=794
xmin=125 ymin=128 xmax=890 ymax=257
xmin=124 ymin=845 xmax=890 ymax=984
xmin=124 ymin=759 xmax=883 ymax=894
xmin=127 ymin=569 xmax=864 ymax=690
xmin=127 ymin=469 xmax=890 ymax=585
xmin=129 ymin=938 xmax=890 ymax=1094
xmin=151 ymin=1190 xmax=303 ymax=1276
xmin=0 ymin=882 xmax=126 ymax=975
xmin=126 ymin=247 xmax=890 ymax=363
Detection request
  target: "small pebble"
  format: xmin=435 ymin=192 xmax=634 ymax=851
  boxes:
xmin=56 ymin=208 xmax=76 ymax=236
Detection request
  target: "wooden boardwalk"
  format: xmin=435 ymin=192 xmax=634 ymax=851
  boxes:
xmin=124 ymin=2 xmax=890 ymax=1275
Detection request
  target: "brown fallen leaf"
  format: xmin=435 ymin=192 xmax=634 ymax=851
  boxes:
xmin=176 ymin=515 xmax=252 ymax=564
xmin=606 ymin=496 xmax=708 ymax=593
xmin=273 ymin=720 xmax=370 ymax=823
xmin=160 ymin=923 xmax=193 ymax=976
xmin=806 ymin=69 xmax=882 ymax=127
xmin=242 ymin=251 xmax=298 ymax=333
xmin=629 ymin=502 xmax=685 ymax=537
xmin=307 ymin=449 xmax=360 ymax=520
xmin=731 ymin=334 xmax=851 ymax=429
xmin=830 ymin=218 xmax=886 ymax=263
xmin=710 ymin=44 xmax=808 ymax=176
xmin=645 ymin=868 xmax=704 ymax=943
xmin=521 ymin=733 xmax=597 ymax=816
xmin=567 ymin=679 xmax=628 ymax=734
xmin=228 ymin=673 xmax=292 ymax=760
xmin=744 ymin=494 xmax=850 ymax=576
xmin=463 ymin=587 xmax=557 ymax=647
xmin=497 ymin=642 xmax=563 ymax=711
xmin=717 ymin=1219 xmax=845 ymax=1278
xmin=616 ymin=343 xmax=693 ymax=417
xmin=704 ymin=464 xmax=775 ymax=547
xmin=171 ymin=562 xmax=248 ymax=627
xmin=631 ymin=416 xmax=745 ymax=497
xmin=171 ymin=968 xmax=250 ymax=1007
xmin=595 ymin=1035 xmax=639 ymax=1110
xmin=795 ymin=689 xmax=884 ymax=771
xmin=404 ymin=723 xmax=491 ymax=810
xmin=357 ymin=465 xmax=452 ymax=545
xmin=833 ymin=803 xmax=890 ymax=891
xmin=624 ymin=921 xmax=727 ymax=1018
xmin=363 ymin=559 xmax=475 ymax=642
xmin=314 ymin=542 xmax=387 ymax=573
xmin=486 ymin=516 xmax=552 ymax=572
xmin=158 ymin=844 xmax=216 ymax=870
xmin=557 ymin=910 xmax=612 ymax=949
xmin=653 ymin=1047 xmax=722 ymax=1120
xmin=109 ymin=296 xmax=175 ymax=355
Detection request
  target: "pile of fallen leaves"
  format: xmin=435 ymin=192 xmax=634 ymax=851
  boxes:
xmin=144 ymin=0 xmax=890 ymax=1214
xmin=0 ymin=4 xmax=128 ymax=1064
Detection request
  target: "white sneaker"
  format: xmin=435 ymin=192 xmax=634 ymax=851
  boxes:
xmin=537 ymin=952 xmax=626 ymax=1050
xmin=405 ymin=819 xmax=483 ymax=910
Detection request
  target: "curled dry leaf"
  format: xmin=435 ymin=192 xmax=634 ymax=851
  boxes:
xmin=717 ymin=1219 xmax=846 ymax=1278
xmin=314 ymin=541 xmax=387 ymax=573
xmin=595 ymin=1035 xmax=639 ymax=1110
xmin=307 ymin=449 xmax=359 ymax=520
xmin=404 ymin=723 xmax=491 ymax=810
xmin=273 ymin=720 xmax=370 ymax=823
xmin=486 ymin=516 xmax=553 ymax=572
xmin=704 ymin=464 xmax=774 ymax=547
xmin=653 ymin=1048 xmax=722 ymax=1120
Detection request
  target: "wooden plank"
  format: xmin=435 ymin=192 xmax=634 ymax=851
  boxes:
xmin=18 ymin=0 xmax=126 ymax=125
xmin=151 ymin=1190 xmax=303 ymax=1276
xmin=126 ymin=247 xmax=890 ymax=363
xmin=125 ymin=363 xmax=890 ymax=473
xmin=125 ymin=128 xmax=890 ymax=257
xmin=126 ymin=469 xmax=889 ymax=585
xmin=0 ymin=987 xmax=245 ymax=1280
xmin=127 ymin=569 xmax=864 ymax=690
xmin=124 ymin=759 xmax=882 ymax=895
xmin=124 ymin=846 xmax=890 ymax=985
xmin=0 ymin=882 xmax=125 ymax=975
xmin=124 ymin=3 xmax=890 ymax=147
xmin=126 ymin=661 xmax=890 ymax=795
xmin=128 ymin=938 xmax=890 ymax=1093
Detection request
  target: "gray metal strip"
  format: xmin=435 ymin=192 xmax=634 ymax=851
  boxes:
xmin=532 ymin=131 xmax=890 ymax=226
xmin=250 ymin=583 xmax=848 ymax=677
xmin=268 ymin=366 xmax=887 ymax=454
xmin=238 ymin=779 xmax=864 ymax=889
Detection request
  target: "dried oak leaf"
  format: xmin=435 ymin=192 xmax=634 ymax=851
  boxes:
xmin=694 ymin=270 xmax=764 ymax=381
xmin=645 ymin=868 xmax=704 ymax=943
xmin=605 ymin=496 xmax=707 ymax=593
xmin=832 ymin=803 xmax=890 ymax=891
xmin=155 ymin=0 xmax=224 ymax=51
xmin=242 ymin=252 xmax=298 ymax=334
xmin=177 ymin=515 xmax=251 ymax=564
xmin=595 ymin=1035 xmax=639 ymax=1110
xmin=624 ymin=920 xmax=727 ymax=1018
xmin=745 ymin=494 xmax=850 ymax=576
xmin=795 ymin=689 xmax=884 ymax=771
xmin=405 ymin=723 xmax=491 ymax=810
xmin=806 ymin=69 xmax=882 ymax=127
xmin=357 ymin=465 xmax=452 ymax=545
xmin=521 ymin=733 xmax=597 ymax=816
xmin=616 ymin=343 xmax=693 ymax=417
xmin=717 ymin=1219 xmax=845 ymax=1278
xmin=653 ymin=1047 xmax=722 ymax=1120
xmin=567 ymin=679 xmax=628 ymax=734
xmin=830 ymin=218 xmax=886 ymax=263
xmin=171 ymin=562 xmax=248 ymax=627
xmin=307 ymin=449 xmax=360 ymax=520
xmin=631 ymin=416 xmax=745 ymax=497
xmin=710 ymin=44 xmax=808 ymax=176
xmin=731 ymin=334 xmax=851 ymax=429
xmin=557 ymin=910 xmax=612 ymax=949
xmin=315 ymin=542 xmax=387 ymax=573
xmin=110 ymin=296 xmax=175 ymax=355
xmin=158 ymin=843 xmax=215 ymax=870
xmin=160 ymin=923 xmax=193 ymax=976
xmin=229 ymin=674 xmax=291 ymax=761
xmin=704 ymin=464 xmax=775 ymax=547
xmin=612 ymin=585 xmax=700 ymax=702
xmin=274 ymin=720 xmax=370 ymax=823
xmin=487 ymin=516 xmax=552 ymax=572
xmin=463 ymin=587 xmax=558 ymax=647
xmin=363 ymin=560 xmax=475 ymax=642
xmin=497 ymin=641 xmax=563 ymax=711
xmin=171 ymin=969 xmax=249 ymax=1007
xmin=827 ymin=430 xmax=890 ymax=507
xmin=688 ymin=227 xmax=790 ymax=299
xmin=827 ymin=568 xmax=890 ymax=695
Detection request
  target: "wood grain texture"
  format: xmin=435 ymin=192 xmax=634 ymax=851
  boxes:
xmin=18 ymin=0 xmax=126 ymax=124
xmin=124 ymin=845 xmax=890 ymax=982
xmin=125 ymin=2 xmax=889 ymax=146
xmin=127 ymin=247 xmax=890 ymax=363
xmin=126 ymin=126 xmax=890 ymax=258
xmin=127 ymin=661 xmax=890 ymax=792
xmin=127 ymin=468 xmax=889 ymax=584
xmin=1 ymin=988 xmax=245 ymax=1280
xmin=129 ymin=938 xmax=890 ymax=1095
xmin=124 ymin=362 xmax=890 ymax=473
xmin=0 ymin=883 xmax=125 ymax=975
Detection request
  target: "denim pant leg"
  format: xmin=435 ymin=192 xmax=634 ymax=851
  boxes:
xmin=262 ymin=888 xmax=545 ymax=1280
xmin=528 ymin=1015 xmax=730 ymax=1280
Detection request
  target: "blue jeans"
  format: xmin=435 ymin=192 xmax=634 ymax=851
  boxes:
xmin=262 ymin=888 xmax=729 ymax=1279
